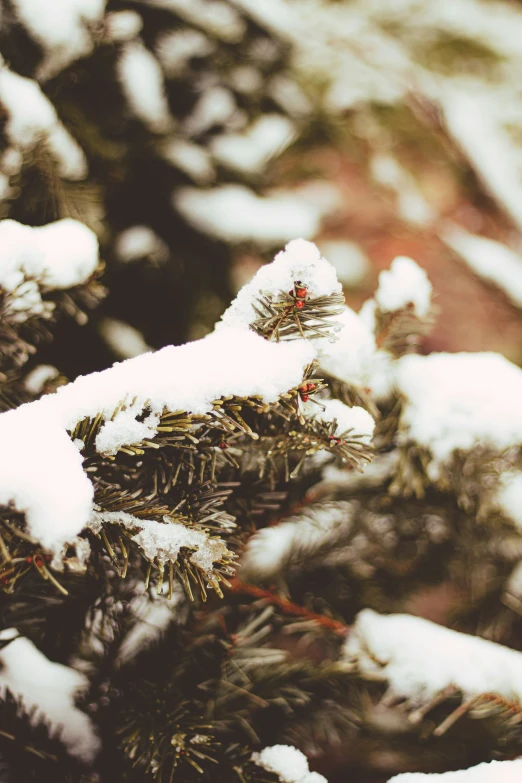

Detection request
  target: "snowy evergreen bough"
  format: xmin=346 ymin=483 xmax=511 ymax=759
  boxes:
xmin=2 ymin=228 xmax=522 ymax=782
xmin=4 ymin=1 xmax=522 ymax=782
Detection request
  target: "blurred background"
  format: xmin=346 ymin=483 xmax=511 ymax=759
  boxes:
xmin=2 ymin=0 xmax=522 ymax=376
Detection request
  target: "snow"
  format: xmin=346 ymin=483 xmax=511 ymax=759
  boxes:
xmin=89 ymin=511 xmax=230 ymax=573
xmin=315 ymin=305 xmax=394 ymax=402
xmin=0 ymin=406 xmax=94 ymax=551
xmin=441 ymin=223 xmax=522 ymax=308
xmin=24 ymin=365 xmax=60 ymax=395
xmin=219 ymin=238 xmax=341 ymax=330
xmin=174 ymin=185 xmax=330 ymax=244
xmin=371 ymin=154 xmax=435 ymax=228
xmin=99 ymin=318 xmax=152 ymax=359
xmin=230 ymin=66 xmax=264 ymax=94
xmin=0 ymin=218 xmax=99 ymax=322
xmin=0 ymin=238 xmax=356 ymax=555
xmin=117 ymin=589 xmax=183 ymax=665
xmin=0 ymin=325 xmax=314 ymax=551
xmin=316 ymin=452 xmax=399 ymax=495
xmin=375 ymin=257 xmax=432 ymax=318
xmin=241 ymin=501 xmax=354 ymax=581
xmin=0 ymin=630 xmax=100 ymax=761
xmin=387 ymin=759 xmax=522 ymax=782
xmin=396 ymin=352 xmax=522 ymax=472
xmin=155 ymin=29 xmax=214 ymax=77
xmin=144 ymin=0 xmax=245 ymax=43
xmin=344 ymin=609 xmax=522 ymax=704
xmin=317 ymin=241 xmax=369 ymax=287
xmin=10 ymin=0 xmax=105 ymax=80
xmin=252 ymin=744 xmax=327 ymax=783
xmin=117 ymin=41 xmax=172 ymax=133
xmin=183 ymin=86 xmax=236 ymax=136
xmin=162 ymin=138 xmax=215 ymax=184
xmin=494 ymin=471 xmax=522 ymax=531
xmin=211 ymin=115 xmax=296 ymax=174
xmin=105 ymin=10 xmax=143 ymax=42
xmin=0 ymin=61 xmax=87 ymax=180
xmin=440 ymin=86 xmax=522 ymax=235
xmin=314 ymin=399 xmax=375 ymax=444
xmin=114 ymin=225 xmax=168 ymax=265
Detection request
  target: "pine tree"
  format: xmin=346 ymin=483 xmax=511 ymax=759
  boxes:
xmin=2 ymin=3 xmax=522 ymax=783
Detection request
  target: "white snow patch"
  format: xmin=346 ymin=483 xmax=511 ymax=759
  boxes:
xmin=0 ymin=631 xmax=100 ymax=761
xmin=99 ymin=318 xmax=152 ymax=359
xmin=371 ymin=154 xmax=435 ymax=227
xmin=219 ymin=238 xmax=341 ymax=330
xmin=105 ymin=10 xmax=143 ymax=41
xmin=114 ymin=225 xmax=168 ymax=265
xmin=0 ymin=61 xmax=87 ymax=179
xmin=442 ymin=223 xmax=522 ymax=308
xmin=314 ymin=399 xmax=375 ymax=444
xmin=89 ymin=511 xmax=230 ymax=573
xmin=117 ymin=590 xmax=182 ymax=665
xmin=174 ymin=185 xmax=329 ymax=244
xmin=211 ymin=114 xmax=295 ymax=174
xmin=117 ymin=41 xmax=172 ymax=133
xmin=315 ymin=306 xmax=394 ymax=402
xmin=0 ymin=326 xmax=314 ymax=551
xmin=155 ymin=29 xmax=214 ymax=77
xmin=162 ymin=138 xmax=215 ymax=184
xmin=144 ymin=0 xmax=245 ymax=42
xmin=441 ymin=86 xmax=522 ymax=234
xmin=495 ymin=471 xmax=522 ymax=531
xmin=396 ymin=352 xmax=522 ymax=472
xmin=183 ymin=86 xmax=236 ymax=136
xmin=317 ymin=241 xmax=369 ymax=287
xmin=24 ymin=365 xmax=60 ymax=395
xmin=344 ymin=609 xmax=522 ymax=703
xmin=252 ymin=744 xmax=327 ymax=783
xmin=387 ymin=758 xmax=522 ymax=782
xmin=375 ymin=257 xmax=432 ymax=318
xmin=10 ymin=0 xmax=105 ymax=80
xmin=0 ymin=218 xmax=98 ymax=322
xmin=241 ymin=501 xmax=354 ymax=582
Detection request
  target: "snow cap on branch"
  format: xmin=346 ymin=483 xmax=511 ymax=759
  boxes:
xmin=218 ymin=238 xmax=342 ymax=332
xmin=0 ymin=630 xmax=100 ymax=761
xmin=387 ymin=758 xmax=522 ymax=782
xmin=241 ymin=501 xmax=354 ymax=581
xmin=252 ymin=744 xmax=327 ymax=783
xmin=0 ymin=218 xmax=99 ymax=321
xmin=344 ymin=609 xmax=522 ymax=704
xmin=396 ymin=352 xmax=522 ymax=474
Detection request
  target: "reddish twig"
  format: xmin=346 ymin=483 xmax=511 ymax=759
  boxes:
xmin=229 ymin=577 xmax=349 ymax=636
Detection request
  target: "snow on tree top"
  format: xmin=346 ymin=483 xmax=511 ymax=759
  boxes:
xmin=387 ymin=758 xmax=522 ymax=782
xmin=396 ymin=352 xmax=522 ymax=473
xmin=344 ymin=609 xmax=522 ymax=704
xmin=218 ymin=238 xmax=342 ymax=331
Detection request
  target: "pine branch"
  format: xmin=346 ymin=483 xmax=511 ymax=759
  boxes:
xmin=229 ymin=578 xmax=349 ymax=635
xmin=250 ymin=282 xmax=345 ymax=342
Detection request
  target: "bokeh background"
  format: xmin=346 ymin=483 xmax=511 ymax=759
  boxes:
xmin=2 ymin=0 xmax=522 ymax=373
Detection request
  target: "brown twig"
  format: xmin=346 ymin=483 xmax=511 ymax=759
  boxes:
xmin=229 ymin=578 xmax=349 ymax=636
